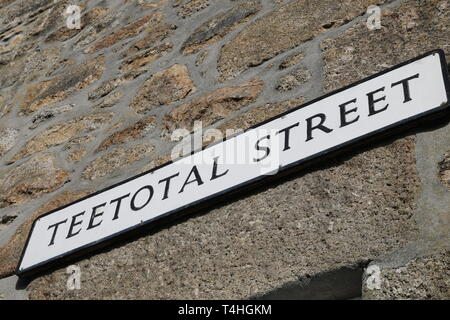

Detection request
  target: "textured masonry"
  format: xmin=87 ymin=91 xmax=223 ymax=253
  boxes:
xmin=0 ymin=0 xmax=448 ymax=300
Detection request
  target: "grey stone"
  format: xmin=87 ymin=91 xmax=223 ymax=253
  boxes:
xmin=28 ymin=137 xmax=419 ymax=299
xmin=276 ymin=68 xmax=311 ymax=92
xmin=0 ymin=128 xmax=19 ymax=156
xmin=30 ymin=104 xmax=75 ymax=129
xmin=218 ymin=0 xmax=389 ymax=81
xmin=181 ymin=0 xmax=261 ymax=55
xmin=362 ymin=251 xmax=450 ymax=300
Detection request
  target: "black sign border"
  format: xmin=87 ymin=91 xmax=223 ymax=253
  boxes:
xmin=16 ymin=49 xmax=450 ymax=278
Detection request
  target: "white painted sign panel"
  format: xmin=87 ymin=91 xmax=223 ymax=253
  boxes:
xmin=17 ymin=50 xmax=450 ymax=276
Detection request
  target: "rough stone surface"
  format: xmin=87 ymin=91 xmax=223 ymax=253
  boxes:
xmin=218 ymin=0 xmax=388 ymax=81
xmin=0 ymin=0 xmax=68 ymax=47
xmin=96 ymin=116 xmax=156 ymax=152
xmin=130 ymin=64 xmax=195 ymax=114
xmin=89 ymin=78 xmax=125 ymax=102
xmin=321 ymin=0 xmax=450 ymax=92
xmin=121 ymin=42 xmax=174 ymax=72
xmin=0 ymin=0 xmax=448 ymax=300
xmin=276 ymin=68 xmax=311 ymax=92
xmin=66 ymin=148 xmax=87 ymax=163
xmin=71 ymin=8 xmax=120 ymax=51
xmin=19 ymin=56 xmax=105 ymax=114
xmin=29 ymin=104 xmax=75 ymax=129
xmin=22 ymin=47 xmax=61 ymax=84
xmin=12 ymin=113 xmax=113 ymax=161
xmin=195 ymin=50 xmax=209 ymax=66
xmin=138 ymin=0 xmax=167 ymax=9
xmin=0 ymin=57 xmax=24 ymax=89
xmin=63 ymin=135 xmax=94 ymax=163
xmin=319 ymin=0 xmax=450 ymax=300
xmin=88 ymin=70 xmax=145 ymax=101
xmin=0 ymin=47 xmax=60 ymax=89
xmin=82 ymin=144 xmax=155 ymax=180
xmin=29 ymin=135 xmax=419 ymax=299
xmin=0 ymin=0 xmax=18 ymax=10
xmin=0 ymin=153 xmax=69 ymax=208
xmin=0 ymin=128 xmax=20 ymax=156
xmin=204 ymin=98 xmax=304 ymax=145
xmin=88 ymin=70 xmax=144 ymax=102
xmin=272 ymin=0 xmax=288 ymax=5
xmin=0 ymin=190 xmax=91 ymax=278
xmin=363 ymin=251 xmax=450 ymax=300
xmin=182 ymin=0 xmax=261 ymax=55
xmin=94 ymin=91 xmax=124 ymax=109
xmin=163 ymin=79 xmax=264 ymax=137
xmin=45 ymin=8 xmax=108 ymax=43
xmin=85 ymin=11 xmax=165 ymax=54
xmin=177 ymin=0 xmax=209 ymax=18
xmin=138 ymin=154 xmax=173 ymax=173
xmin=122 ymin=22 xmax=176 ymax=57
xmin=278 ymin=52 xmax=305 ymax=70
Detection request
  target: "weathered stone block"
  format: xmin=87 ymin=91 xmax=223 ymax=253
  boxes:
xmin=138 ymin=0 xmax=167 ymax=9
xmin=278 ymin=52 xmax=304 ymax=70
xmin=321 ymin=0 xmax=450 ymax=92
xmin=363 ymin=251 xmax=450 ymax=300
xmin=19 ymin=56 xmax=105 ymax=115
xmin=96 ymin=116 xmax=156 ymax=152
xmin=0 ymin=128 xmax=19 ymax=157
xmin=82 ymin=144 xmax=155 ymax=180
xmin=276 ymin=68 xmax=311 ymax=92
xmin=162 ymin=78 xmax=264 ymax=138
xmin=85 ymin=11 xmax=165 ymax=54
xmin=45 ymin=8 xmax=108 ymax=43
xmin=121 ymin=42 xmax=174 ymax=72
xmin=29 ymin=104 xmax=74 ymax=129
xmin=0 ymin=154 xmax=69 ymax=208
xmin=177 ymin=0 xmax=209 ymax=18
xmin=182 ymin=0 xmax=261 ymax=55
xmin=28 ymin=135 xmax=419 ymax=299
xmin=216 ymin=98 xmax=303 ymax=133
xmin=130 ymin=64 xmax=195 ymax=114
xmin=94 ymin=91 xmax=124 ymax=109
xmin=12 ymin=113 xmax=113 ymax=161
xmin=218 ymin=0 xmax=388 ymax=81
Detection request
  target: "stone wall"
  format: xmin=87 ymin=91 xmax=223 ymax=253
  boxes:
xmin=0 ymin=0 xmax=448 ymax=300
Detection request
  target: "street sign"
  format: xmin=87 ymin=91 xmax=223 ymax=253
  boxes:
xmin=17 ymin=50 xmax=450 ymax=277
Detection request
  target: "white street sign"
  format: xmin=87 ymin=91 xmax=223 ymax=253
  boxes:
xmin=17 ymin=50 xmax=450 ymax=277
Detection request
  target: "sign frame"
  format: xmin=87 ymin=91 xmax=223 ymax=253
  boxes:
xmin=16 ymin=49 xmax=450 ymax=278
